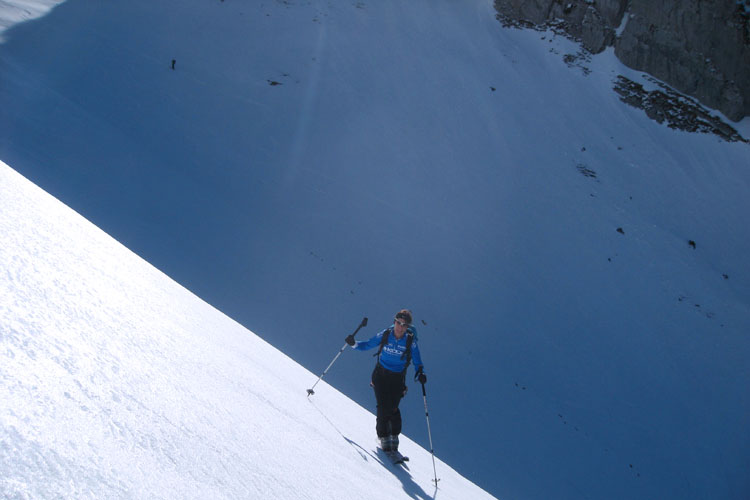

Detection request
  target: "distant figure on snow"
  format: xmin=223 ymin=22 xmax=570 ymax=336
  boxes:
xmin=171 ymin=59 xmax=176 ymax=70
xmin=346 ymin=309 xmax=426 ymax=456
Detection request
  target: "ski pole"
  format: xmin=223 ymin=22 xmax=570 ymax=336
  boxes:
xmin=422 ymin=382 xmax=440 ymax=485
xmin=307 ymin=317 xmax=368 ymax=396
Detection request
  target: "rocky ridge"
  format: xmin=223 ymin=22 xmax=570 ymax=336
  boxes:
xmin=494 ymin=0 xmax=750 ymax=125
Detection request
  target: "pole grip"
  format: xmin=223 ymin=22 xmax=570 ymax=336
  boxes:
xmin=351 ymin=317 xmax=368 ymax=338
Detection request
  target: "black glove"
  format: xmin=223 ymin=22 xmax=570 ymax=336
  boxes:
xmin=345 ymin=335 xmax=356 ymax=346
xmin=414 ymin=366 xmax=427 ymax=384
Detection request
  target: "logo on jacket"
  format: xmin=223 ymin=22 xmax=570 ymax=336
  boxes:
xmin=383 ymin=345 xmax=404 ymax=356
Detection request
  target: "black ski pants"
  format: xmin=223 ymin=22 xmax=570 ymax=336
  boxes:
xmin=371 ymin=363 xmax=406 ymax=438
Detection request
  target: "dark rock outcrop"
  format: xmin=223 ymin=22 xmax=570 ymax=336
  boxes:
xmin=613 ymin=75 xmax=748 ymax=142
xmin=494 ymin=0 xmax=627 ymax=52
xmin=616 ymin=0 xmax=750 ymax=122
xmin=494 ymin=0 xmax=750 ymax=122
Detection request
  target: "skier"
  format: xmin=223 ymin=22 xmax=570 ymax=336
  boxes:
xmin=346 ymin=309 xmax=427 ymax=456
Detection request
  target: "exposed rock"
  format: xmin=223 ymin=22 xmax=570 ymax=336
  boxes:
xmin=494 ymin=0 xmax=627 ymax=53
xmin=613 ymin=75 xmax=748 ymax=143
xmin=616 ymin=0 xmax=750 ymax=122
xmin=577 ymin=164 xmax=598 ymax=178
xmin=494 ymin=0 xmax=750 ymax=122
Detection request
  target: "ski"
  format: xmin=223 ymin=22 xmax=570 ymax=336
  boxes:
xmin=385 ymin=450 xmax=409 ymax=465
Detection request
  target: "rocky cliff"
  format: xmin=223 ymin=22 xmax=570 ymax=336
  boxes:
xmin=494 ymin=0 xmax=750 ymax=122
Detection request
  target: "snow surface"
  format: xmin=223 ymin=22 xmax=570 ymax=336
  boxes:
xmin=0 ymin=0 xmax=62 ymax=40
xmin=1 ymin=0 xmax=750 ymax=499
xmin=0 ymin=160 xmax=491 ymax=499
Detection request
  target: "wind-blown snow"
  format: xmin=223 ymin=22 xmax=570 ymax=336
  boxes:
xmin=1 ymin=0 xmax=750 ymax=499
xmin=0 ymin=161 xmax=491 ymax=499
xmin=0 ymin=0 xmax=62 ymax=40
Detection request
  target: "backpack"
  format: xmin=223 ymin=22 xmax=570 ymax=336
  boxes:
xmin=373 ymin=326 xmax=417 ymax=372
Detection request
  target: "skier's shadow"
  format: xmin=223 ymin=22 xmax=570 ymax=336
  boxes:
xmin=309 ymin=399 xmax=436 ymax=500
xmin=374 ymin=448 xmax=436 ymax=500
xmin=309 ymin=398 xmax=375 ymax=462
xmin=340 ymin=441 xmax=435 ymax=500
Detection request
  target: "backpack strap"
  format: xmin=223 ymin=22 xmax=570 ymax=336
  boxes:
xmin=373 ymin=328 xmax=391 ymax=358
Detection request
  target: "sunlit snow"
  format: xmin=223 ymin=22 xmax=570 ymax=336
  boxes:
xmin=1 ymin=0 xmax=749 ymax=499
xmin=0 ymin=161 xmax=492 ymax=498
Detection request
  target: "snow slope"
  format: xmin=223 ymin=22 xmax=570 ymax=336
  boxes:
xmin=1 ymin=0 xmax=750 ymax=499
xmin=0 ymin=0 xmax=62 ymax=39
xmin=0 ymin=160 xmax=491 ymax=499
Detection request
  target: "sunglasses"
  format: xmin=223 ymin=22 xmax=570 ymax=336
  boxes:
xmin=394 ymin=319 xmax=410 ymax=327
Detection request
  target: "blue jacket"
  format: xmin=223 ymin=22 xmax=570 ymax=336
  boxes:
xmin=353 ymin=326 xmax=424 ymax=374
